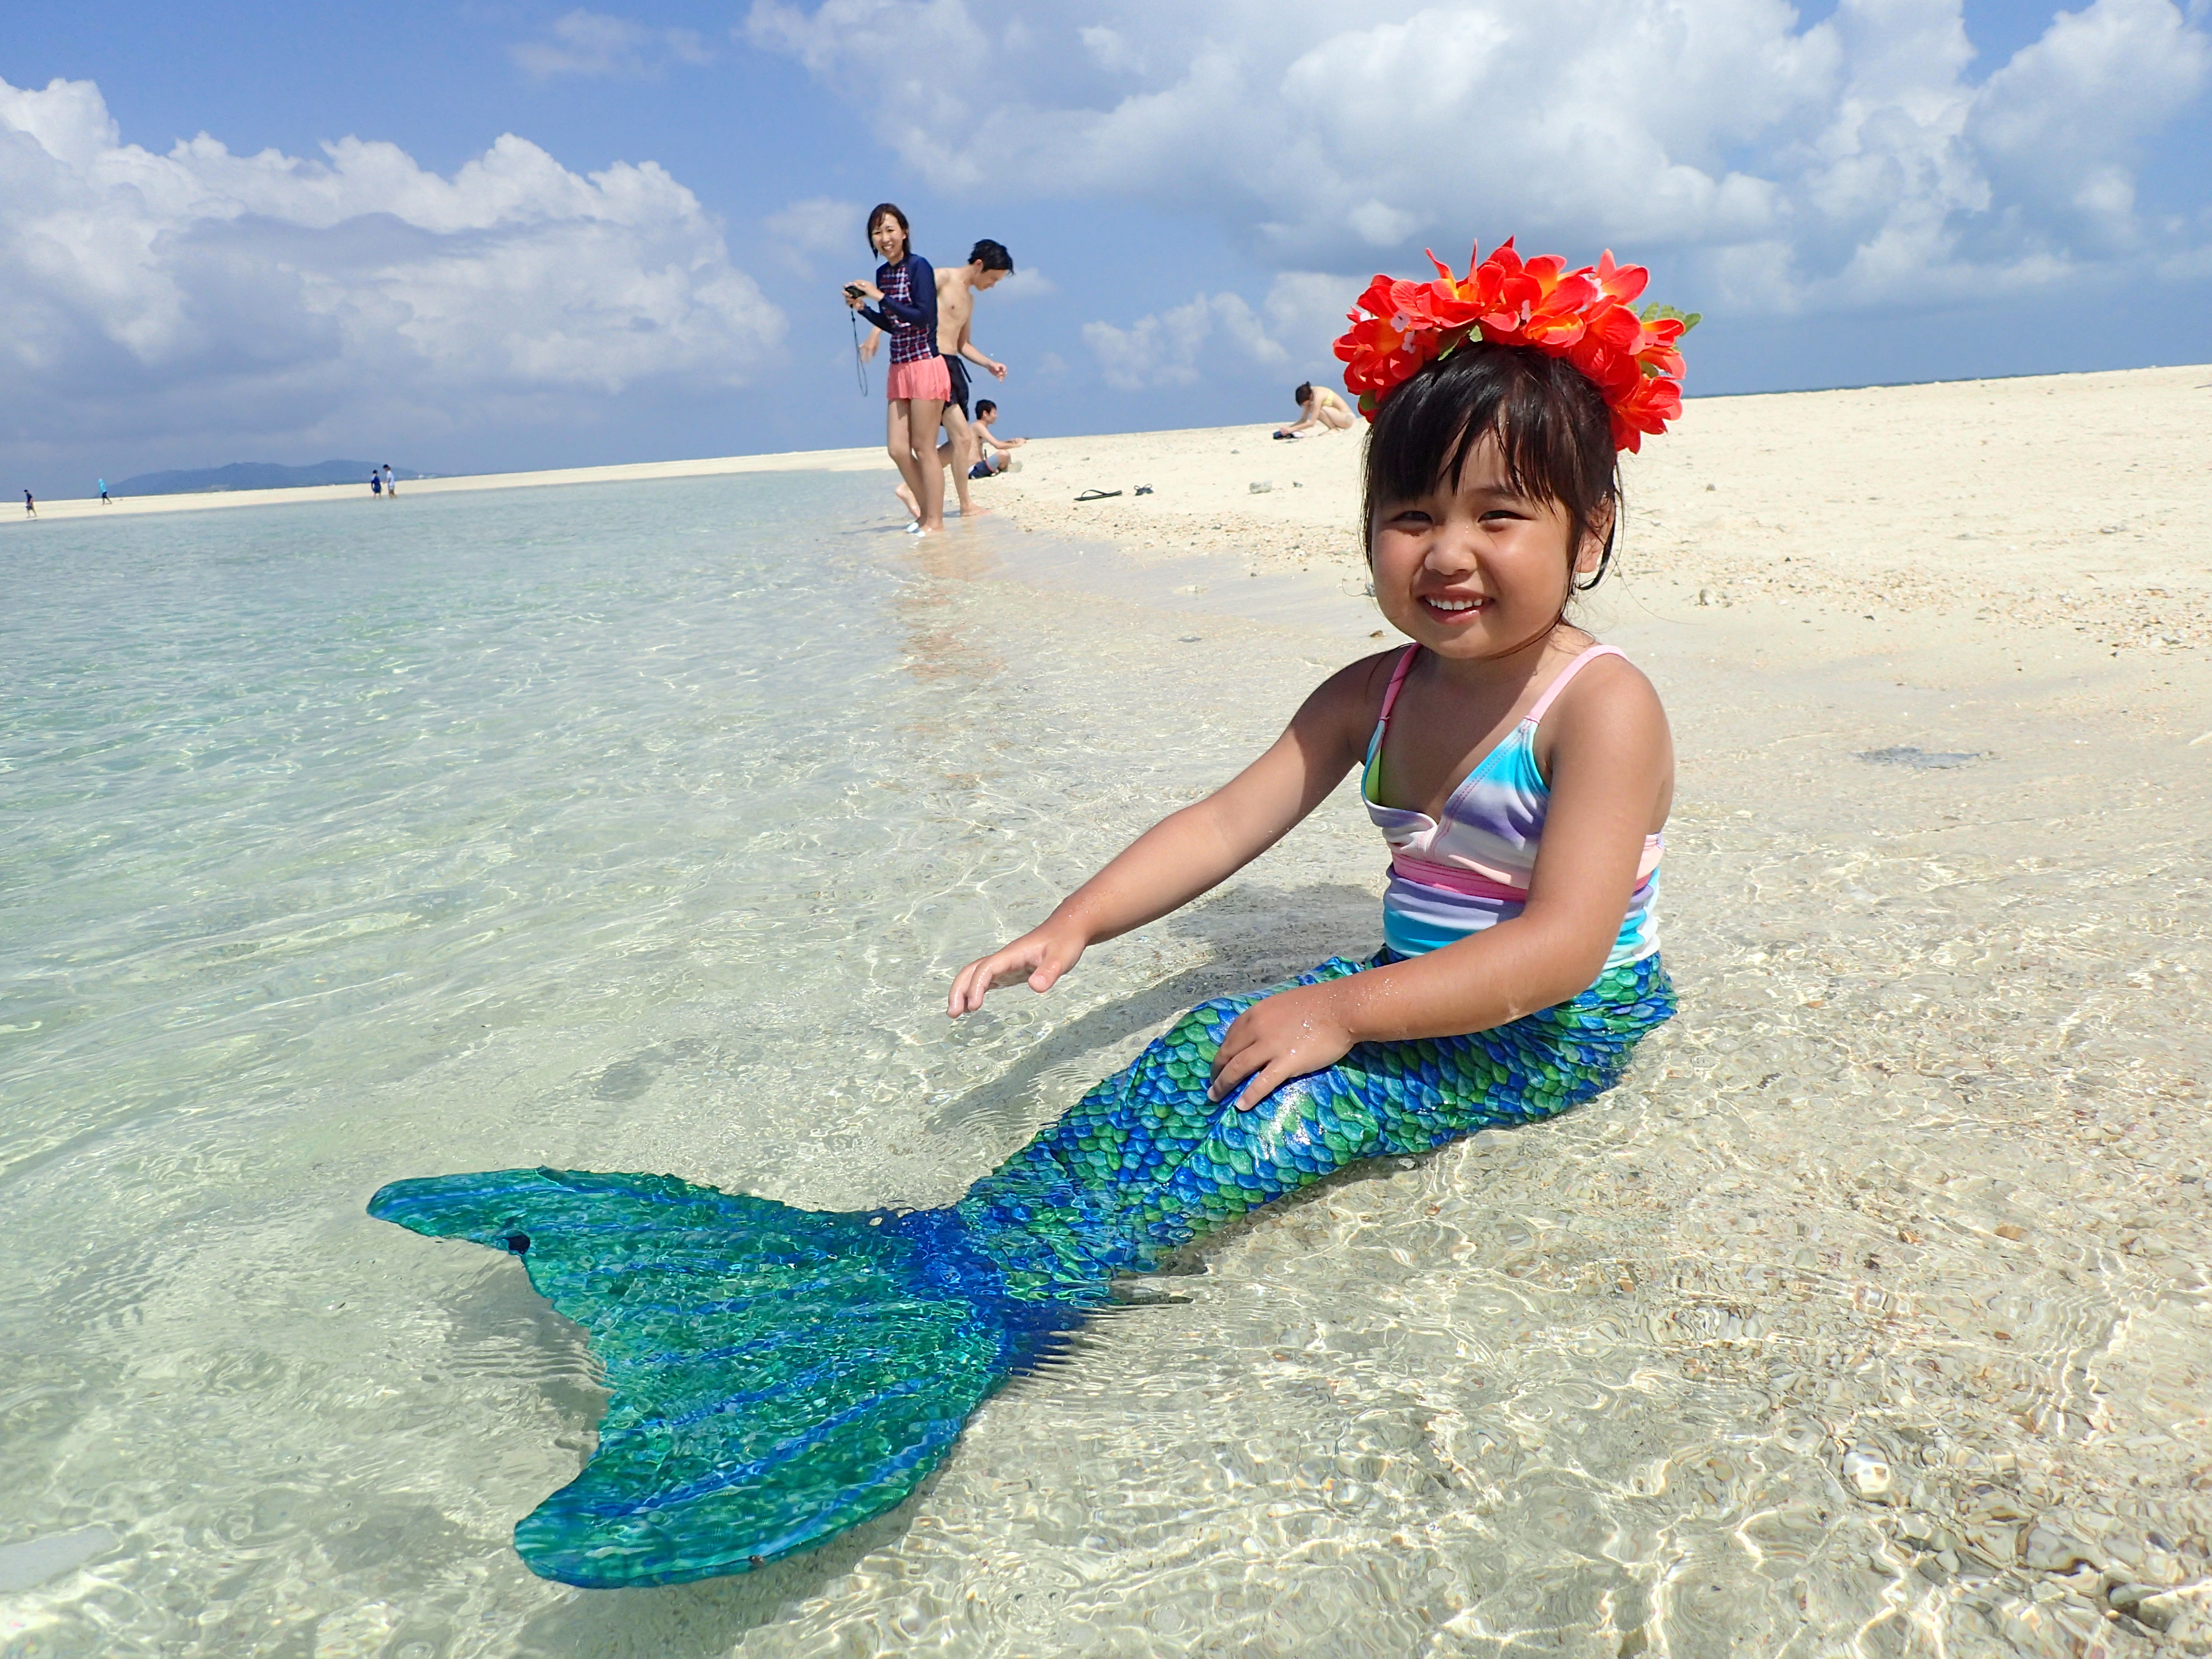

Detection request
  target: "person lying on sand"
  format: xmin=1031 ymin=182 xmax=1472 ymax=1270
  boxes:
xmin=1274 ymin=381 xmax=1355 ymax=438
xmin=967 ymin=399 xmax=1026 ymax=478
xmin=867 ymin=239 xmax=1012 ymax=521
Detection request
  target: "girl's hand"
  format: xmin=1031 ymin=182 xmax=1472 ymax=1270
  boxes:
xmin=846 ymin=280 xmax=882 ymax=305
xmin=1208 ymin=983 xmax=1355 ymax=1110
xmin=948 ymin=924 xmax=1087 ymax=1017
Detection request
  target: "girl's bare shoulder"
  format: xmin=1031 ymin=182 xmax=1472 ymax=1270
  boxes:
xmin=1293 ymin=647 xmax=1407 ymax=749
xmin=1283 ymin=646 xmax=1398 ymax=743
xmin=1540 ymin=645 xmax=1671 ymax=753
xmin=1322 ymin=646 xmax=1408 ymax=713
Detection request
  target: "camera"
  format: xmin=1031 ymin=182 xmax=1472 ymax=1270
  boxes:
xmin=843 ymin=284 xmax=866 ymax=300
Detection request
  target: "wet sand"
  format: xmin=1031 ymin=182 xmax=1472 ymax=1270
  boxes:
xmin=940 ymin=365 xmax=2212 ymax=1655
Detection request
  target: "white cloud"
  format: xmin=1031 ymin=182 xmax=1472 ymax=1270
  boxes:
xmin=513 ymin=10 xmax=715 ymax=80
xmin=1971 ymin=0 xmax=2210 ymax=234
xmin=1083 ymin=296 xmax=1215 ymax=391
xmin=1082 ymin=283 xmax=1322 ymax=391
xmin=1079 ymin=26 xmax=1145 ymax=74
xmin=1259 ymin=271 xmax=1364 ymax=356
xmin=743 ymin=0 xmax=2212 ymax=313
xmin=987 ymin=265 xmax=1056 ymax=301
xmin=0 ymin=74 xmax=782 ymax=471
xmin=762 ymin=194 xmax=865 ymax=274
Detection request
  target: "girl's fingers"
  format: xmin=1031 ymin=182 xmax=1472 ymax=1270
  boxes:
xmin=1233 ymin=1060 xmax=1293 ymax=1112
xmin=967 ymin=960 xmax=1003 ymax=1009
xmin=950 ymin=953 xmax=1011 ymax=1016
xmin=1208 ymin=1034 xmax=1263 ymax=1102
xmin=948 ymin=963 xmax=981 ymax=1016
xmin=950 ymin=938 xmax=1070 ymax=1017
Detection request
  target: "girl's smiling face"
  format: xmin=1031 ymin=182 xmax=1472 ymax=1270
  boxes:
xmin=870 ymin=214 xmax=907 ymax=262
xmin=1369 ymin=433 xmax=1605 ymax=662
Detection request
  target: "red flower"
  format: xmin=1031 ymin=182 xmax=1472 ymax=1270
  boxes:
xmin=1336 ymin=269 xmax=1483 ymax=411
xmin=1609 ymin=369 xmax=1684 ymax=454
xmin=1592 ymin=249 xmax=1650 ymax=308
xmin=1333 ymin=235 xmax=1694 ymax=450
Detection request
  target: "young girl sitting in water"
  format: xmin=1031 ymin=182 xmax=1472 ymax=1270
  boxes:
xmin=951 ymin=282 xmax=1676 ymax=1111
xmin=370 ymin=238 xmax=1694 ymax=1590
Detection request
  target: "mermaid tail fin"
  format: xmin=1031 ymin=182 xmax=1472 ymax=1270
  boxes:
xmin=367 ymin=1168 xmax=1089 ymax=1588
xmin=369 ymin=958 xmax=1674 ymax=1587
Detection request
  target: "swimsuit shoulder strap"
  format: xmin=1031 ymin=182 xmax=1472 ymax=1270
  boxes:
xmin=1377 ymin=645 xmax=1420 ymax=725
xmin=1524 ymin=644 xmax=1626 ymax=727
xmin=1361 ymin=645 xmax=1421 ymax=786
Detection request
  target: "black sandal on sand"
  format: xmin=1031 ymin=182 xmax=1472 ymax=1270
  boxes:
xmin=1073 ymin=489 xmax=1122 ymax=502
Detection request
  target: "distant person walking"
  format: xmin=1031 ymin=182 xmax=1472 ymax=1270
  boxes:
xmin=846 ymin=203 xmax=948 ymax=535
xmin=382 ymin=464 xmax=396 ymax=499
xmin=1274 ymin=382 xmax=1355 ymax=438
xmin=370 ymin=469 xmax=382 ymax=497
xmin=98 ymin=479 xmax=111 ymax=504
xmin=23 ymin=489 xmax=35 ymax=517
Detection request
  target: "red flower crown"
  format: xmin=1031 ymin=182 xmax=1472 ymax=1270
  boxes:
xmin=1334 ymin=239 xmax=1694 ymax=453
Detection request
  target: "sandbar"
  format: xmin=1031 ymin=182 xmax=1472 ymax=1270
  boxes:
xmin=10 ymin=445 xmax=888 ymax=523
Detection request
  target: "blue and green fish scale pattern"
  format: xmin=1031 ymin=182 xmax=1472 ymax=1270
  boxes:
xmin=368 ymin=950 xmax=1672 ymax=1588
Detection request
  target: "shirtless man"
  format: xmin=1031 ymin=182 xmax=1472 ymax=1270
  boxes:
xmin=1273 ymin=381 xmax=1355 ymax=438
xmin=867 ymin=239 xmax=1013 ymax=520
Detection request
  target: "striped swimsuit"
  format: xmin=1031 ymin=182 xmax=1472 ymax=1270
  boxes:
xmin=1362 ymin=642 xmax=1663 ymax=971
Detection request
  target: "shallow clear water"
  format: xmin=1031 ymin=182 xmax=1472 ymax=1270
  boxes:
xmin=3 ymin=478 xmax=2209 ymax=1658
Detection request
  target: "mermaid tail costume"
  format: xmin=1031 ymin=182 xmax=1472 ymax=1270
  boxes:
xmin=368 ymin=645 xmax=1675 ymax=1588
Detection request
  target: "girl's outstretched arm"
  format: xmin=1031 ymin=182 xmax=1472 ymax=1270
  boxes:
xmin=1208 ymin=655 xmax=1673 ymax=1108
xmin=947 ymin=658 xmax=1388 ymax=1017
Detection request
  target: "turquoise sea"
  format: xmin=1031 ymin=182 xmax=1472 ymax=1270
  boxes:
xmin=4 ymin=473 xmax=2207 ymax=1656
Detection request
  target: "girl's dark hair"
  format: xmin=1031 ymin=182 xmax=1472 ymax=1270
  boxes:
xmin=1294 ymin=381 xmax=1313 ymax=405
xmin=866 ymin=202 xmax=910 ymax=252
xmin=1361 ymin=341 xmax=1622 ymax=592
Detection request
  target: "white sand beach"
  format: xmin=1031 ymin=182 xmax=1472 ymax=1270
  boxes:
xmin=981 ymin=363 xmax=2212 ymax=674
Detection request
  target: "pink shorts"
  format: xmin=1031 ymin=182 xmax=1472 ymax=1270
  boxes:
xmin=885 ymin=355 xmax=951 ymax=404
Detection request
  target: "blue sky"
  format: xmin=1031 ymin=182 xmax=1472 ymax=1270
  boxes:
xmin=6 ymin=0 xmax=2210 ymax=493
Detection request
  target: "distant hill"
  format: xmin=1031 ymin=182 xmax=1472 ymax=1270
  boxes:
xmin=112 ymin=461 xmax=437 ymax=496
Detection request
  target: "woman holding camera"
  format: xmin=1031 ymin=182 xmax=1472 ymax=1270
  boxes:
xmin=846 ymin=203 xmax=947 ymax=535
